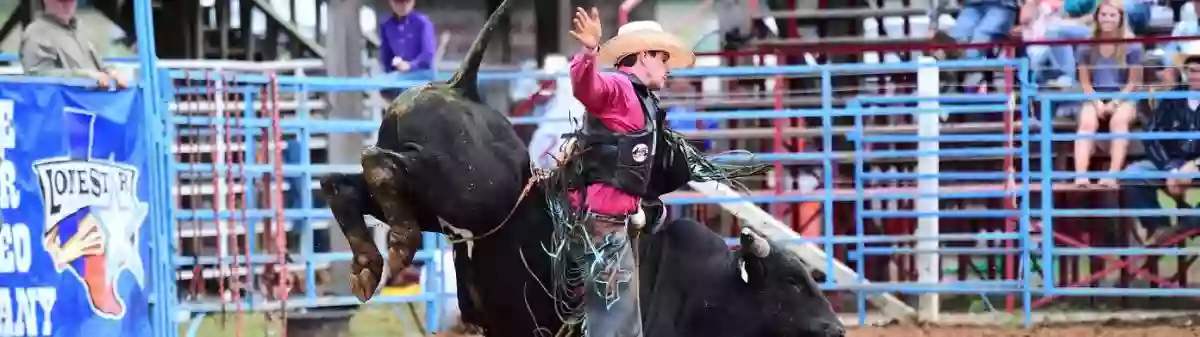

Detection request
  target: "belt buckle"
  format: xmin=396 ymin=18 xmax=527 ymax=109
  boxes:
xmin=590 ymin=213 xmax=627 ymax=224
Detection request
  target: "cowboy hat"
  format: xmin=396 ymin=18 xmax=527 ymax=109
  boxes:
xmin=598 ymin=21 xmax=695 ymax=69
xmin=1175 ymin=41 xmax=1200 ymax=69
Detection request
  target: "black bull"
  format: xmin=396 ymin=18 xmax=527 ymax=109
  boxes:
xmin=316 ymin=1 xmax=845 ymax=336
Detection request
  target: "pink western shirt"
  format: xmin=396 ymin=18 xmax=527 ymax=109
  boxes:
xmin=566 ymin=46 xmax=645 ymax=216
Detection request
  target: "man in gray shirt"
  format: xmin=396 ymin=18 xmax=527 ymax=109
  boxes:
xmin=20 ymin=0 xmax=127 ymax=89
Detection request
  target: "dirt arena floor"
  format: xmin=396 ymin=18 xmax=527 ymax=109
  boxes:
xmin=848 ymin=325 xmax=1200 ymax=337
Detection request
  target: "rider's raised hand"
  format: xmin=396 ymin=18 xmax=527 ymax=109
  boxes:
xmin=569 ymin=7 xmax=602 ymax=49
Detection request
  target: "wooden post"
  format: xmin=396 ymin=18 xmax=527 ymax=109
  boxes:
xmin=321 ymin=0 xmax=366 ymax=315
xmin=534 ymin=0 xmax=561 ymax=67
xmin=240 ymin=0 xmax=257 ymax=60
xmin=558 ymin=0 xmax=573 ymax=55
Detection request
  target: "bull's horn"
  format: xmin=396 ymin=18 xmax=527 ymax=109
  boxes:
xmin=447 ymin=0 xmax=513 ymax=102
xmin=740 ymin=227 xmax=770 ymax=258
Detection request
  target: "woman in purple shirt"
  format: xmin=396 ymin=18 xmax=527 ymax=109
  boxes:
xmin=1073 ymin=0 xmax=1142 ymax=188
xmin=379 ymin=0 xmax=437 ymax=78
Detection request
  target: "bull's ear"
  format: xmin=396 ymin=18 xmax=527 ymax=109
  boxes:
xmin=738 ymin=228 xmax=769 ymax=285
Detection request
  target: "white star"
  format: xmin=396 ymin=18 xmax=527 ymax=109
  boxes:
xmin=91 ymin=201 xmax=149 ymax=289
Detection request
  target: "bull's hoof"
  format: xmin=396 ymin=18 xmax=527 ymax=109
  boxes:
xmin=361 ymin=146 xmax=423 ymax=281
xmin=319 ymin=173 xmax=388 ymax=302
xmin=350 ymin=253 xmax=384 ymax=302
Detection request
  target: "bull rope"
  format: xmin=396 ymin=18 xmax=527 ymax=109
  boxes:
xmin=437 ymin=117 xmax=775 ymax=335
xmin=444 ymin=164 xmax=549 ymax=244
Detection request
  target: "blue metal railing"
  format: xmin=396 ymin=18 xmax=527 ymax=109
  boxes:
xmin=15 ymin=18 xmax=1197 ymax=330
xmin=158 ymin=60 xmax=1200 ymax=331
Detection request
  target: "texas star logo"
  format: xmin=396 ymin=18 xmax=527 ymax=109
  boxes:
xmin=34 ymin=107 xmax=148 ymax=320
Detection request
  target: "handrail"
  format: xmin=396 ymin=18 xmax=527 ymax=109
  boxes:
xmin=736 ymin=34 xmax=1200 ymax=56
xmin=0 ymin=74 xmax=120 ymax=86
xmin=161 ymin=58 xmax=1018 ymax=86
xmin=8 ymin=34 xmax=1196 ymax=74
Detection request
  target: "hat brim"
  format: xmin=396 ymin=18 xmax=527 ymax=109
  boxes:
xmin=597 ymin=31 xmax=695 ymax=69
xmin=1175 ymin=52 xmax=1200 ymax=68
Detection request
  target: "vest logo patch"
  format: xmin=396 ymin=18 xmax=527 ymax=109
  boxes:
xmin=632 ymin=143 xmax=650 ymax=163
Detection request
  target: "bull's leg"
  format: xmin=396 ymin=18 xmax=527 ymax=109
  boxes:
xmin=361 ymin=147 xmax=425 ymax=286
xmin=319 ymin=173 xmax=386 ymax=302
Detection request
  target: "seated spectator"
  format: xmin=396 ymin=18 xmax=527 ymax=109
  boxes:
xmin=953 ymin=0 xmax=1020 ymax=88
xmin=20 ymin=0 xmax=127 ymax=89
xmin=379 ymin=0 xmax=437 ymax=80
xmin=1120 ymin=51 xmax=1200 ymax=246
xmin=1073 ymin=0 xmax=1141 ymax=188
xmin=1015 ymin=0 xmax=1092 ymax=87
xmin=1158 ymin=0 xmax=1200 ymax=87
xmin=664 ymin=79 xmax=718 ymax=151
xmin=1123 ymin=0 xmax=1153 ymax=35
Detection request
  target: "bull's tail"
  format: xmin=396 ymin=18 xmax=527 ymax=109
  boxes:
xmin=447 ymin=0 xmax=514 ymax=102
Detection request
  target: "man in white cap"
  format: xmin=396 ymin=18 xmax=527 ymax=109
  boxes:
xmin=563 ymin=6 xmax=696 ymax=337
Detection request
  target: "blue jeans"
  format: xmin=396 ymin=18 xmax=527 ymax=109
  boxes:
xmin=582 ymin=214 xmax=643 ymax=337
xmin=952 ymin=4 xmax=1017 ymax=60
xmin=1125 ymin=0 xmax=1153 ymax=35
xmin=1121 ymin=160 xmax=1200 ymax=232
xmin=1027 ymin=21 xmax=1091 ymax=84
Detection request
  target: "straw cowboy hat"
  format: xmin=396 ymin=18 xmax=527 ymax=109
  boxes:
xmin=1175 ymin=41 xmax=1200 ymax=68
xmin=598 ymin=21 xmax=696 ymax=69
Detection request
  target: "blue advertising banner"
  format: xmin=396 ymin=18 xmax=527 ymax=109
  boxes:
xmin=0 ymin=81 xmax=151 ymax=337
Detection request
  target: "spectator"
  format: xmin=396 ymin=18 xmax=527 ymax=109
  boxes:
xmin=1159 ymin=0 xmax=1200 ymax=87
xmin=379 ymin=0 xmax=437 ymax=79
xmin=1073 ymin=0 xmax=1141 ymax=188
xmin=1120 ymin=50 xmax=1200 ymax=246
xmin=664 ymin=79 xmax=718 ymax=151
xmin=680 ymin=0 xmax=775 ymax=92
xmin=953 ymin=0 xmax=1020 ymax=87
xmin=679 ymin=0 xmax=774 ymax=49
xmin=1015 ymin=0 xmax=1092 ymax=87
xmin=20 ymin=0 xmax=127 ymax=89
xmin=1123 ymin=0 xmax=1153 ymax=35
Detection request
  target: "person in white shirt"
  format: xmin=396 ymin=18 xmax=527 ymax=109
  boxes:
xmin=1159 ymin=0 xmax=1200 ymax=86
xmin=1014 ymin=0 xmax=1093 ymax=87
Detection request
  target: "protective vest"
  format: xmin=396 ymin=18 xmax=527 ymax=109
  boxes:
xmin=574 ymin=72 xmax=690 ymax=198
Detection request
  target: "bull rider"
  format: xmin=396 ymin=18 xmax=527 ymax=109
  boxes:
xmin=561 ymin=7 xmax=767 ymax=337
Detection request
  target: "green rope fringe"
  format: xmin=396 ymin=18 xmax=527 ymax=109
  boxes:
xmin=536 ymin=128 xmax=773 ymax=332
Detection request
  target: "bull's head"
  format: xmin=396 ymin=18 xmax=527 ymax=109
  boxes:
xmin=739 ymin=228 xmax=846 ymax=337
xmin=323 ymin=0 xmax=526 ymax=302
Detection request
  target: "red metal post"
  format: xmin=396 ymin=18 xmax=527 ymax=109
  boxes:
xmin=1002 ymin=45 xmax=1017 ymax=312
xmin=267 ymin=72 xmax=291 ymax=336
